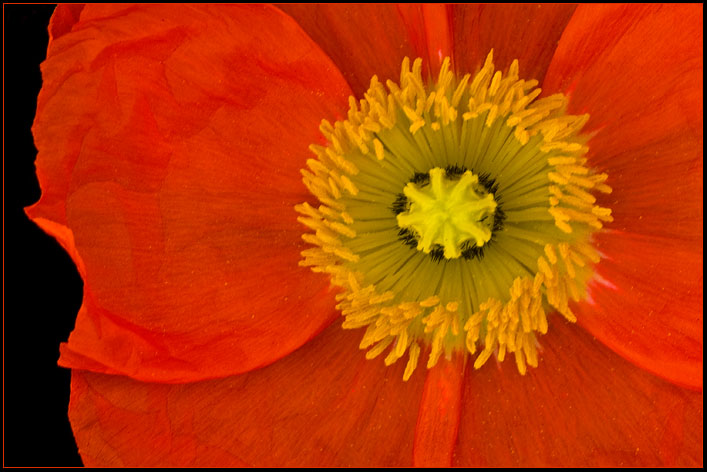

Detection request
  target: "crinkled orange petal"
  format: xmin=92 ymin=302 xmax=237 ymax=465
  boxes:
xmin=543 ymin=4 xmax=703 ymax=389
xmin=451 ymin=4 xmax=577 ymax=81
xmin=278 ymin=4 xmax=446 ymax=97
xmin=47 ymin=4 xmax=84 ymax=41
xmin=68 ymin=322 xmax=426 ymax=467
xmin=27 ymin=4 xmax=353 ymax=382
xmin=454 ymin=318 xmax=703 ymax=467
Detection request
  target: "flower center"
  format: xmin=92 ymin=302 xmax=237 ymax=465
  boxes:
xmin=396 ymin=167 xmax=497 ymax=259
xmin=296 ymin=51 xmax=612 ymax=380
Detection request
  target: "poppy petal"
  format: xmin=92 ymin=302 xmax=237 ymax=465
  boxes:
xmin=27 ymin=4 xmax=353 ymax=382
xmin=543 ymin=4 xmax=703 ymax=388
xmin=47 ymin=4 xmax=84 ymax=41
xmin=578 ymin=232 xmax=703 ymax=390
xmin=413 ymin=353 xmax=466 ymax=467
xmin=278 ymin=4 xmax=447 ymax=97
xmin=451 ymin=4 xmax=577 ymax=81
xmin=454 ymin=318 xmax=703 ymax=467
xmin=68 ymin=322 xmax=426 ymax=467
xmin=395 ymin=4 xmax=453 ymax=75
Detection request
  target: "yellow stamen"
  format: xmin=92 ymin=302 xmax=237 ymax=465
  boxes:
xmin=296 ymin=51 xmax=611 ymax=380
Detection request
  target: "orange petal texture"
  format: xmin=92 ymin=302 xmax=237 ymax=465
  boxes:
xmin=27 ymin=4 xmax=353 ymax=382
xmin=278 ymin=4 xmax=452 ymax=97
xmin=454 ymin=318 xmax=703 ymax=467
xmin=67 ymin=319 xmax=702 ymax=467
xmin=413 ymin=354 xmax=466 ymax=467
xmin=451 ymin=4 xmax=577 ymax=82
xmin=543 ymin=4 xmax=703 ymax=389
xmin=68 ymin=322 xmax=426 ymax=467
xmin=47 ymin=4 xmax=84 ymax=41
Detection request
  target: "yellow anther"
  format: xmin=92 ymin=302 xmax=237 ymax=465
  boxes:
xmin=365 ymin=337 xmax=393 ymax=360
xmin=373 ymin=138 xmax=385 ymax=160
xmin=403 ymin=343 xmax=421 ymax=381
xmin=420 ymin=295 xmax=440 ymax=307
xmin=537 ymin=256 xmax=554 ymax=280
xmin=409 ymin=120 xmax=426 ymax=134
xmin=544 ymin=244 xmax=558 ymax=265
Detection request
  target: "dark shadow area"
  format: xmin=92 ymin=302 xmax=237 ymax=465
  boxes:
xmin=4 ymin=4 xmax=84 ymax=466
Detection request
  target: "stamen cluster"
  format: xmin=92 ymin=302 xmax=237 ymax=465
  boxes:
xmin=296 ymin=51 xmax=612 ymax=380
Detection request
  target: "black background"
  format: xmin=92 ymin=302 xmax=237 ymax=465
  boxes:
xmin=4 ymin=4 xmax=84 ymax=466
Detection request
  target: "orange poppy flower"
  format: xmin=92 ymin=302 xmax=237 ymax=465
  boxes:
xmin=28 ymin=4 xmax=702 ymax=466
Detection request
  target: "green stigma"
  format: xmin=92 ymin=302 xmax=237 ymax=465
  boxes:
xmin=397 ymin=168 xmax=497 ymax=259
